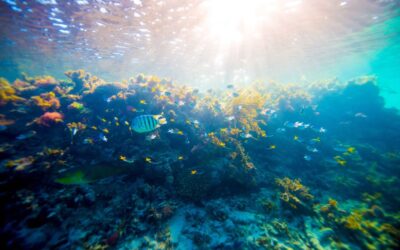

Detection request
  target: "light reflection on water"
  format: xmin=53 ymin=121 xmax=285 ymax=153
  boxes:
xmin=0 ymin=0 xmax=399 ymax=106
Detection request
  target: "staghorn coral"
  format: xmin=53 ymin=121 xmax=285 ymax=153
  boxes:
xmin=65 ymin=69 xmax=105 ymax=94
xmin=275 ymin=177 xmax=314 ymax=210
xmin=0 ymin=78 xmax=26 ymax=106
xmin=229 ymin=137 xmax=255 ymax=170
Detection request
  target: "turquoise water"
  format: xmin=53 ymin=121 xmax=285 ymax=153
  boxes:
xmin=1 ymin=1 xmax=400 ymax=249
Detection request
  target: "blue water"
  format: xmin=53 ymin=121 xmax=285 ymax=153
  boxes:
xmin=0 ymin=1 xmax=399 ymax=249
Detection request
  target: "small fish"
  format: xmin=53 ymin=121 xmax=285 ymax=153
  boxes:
xmin=145 ymin=157 xmax=152 ymax=163
xmin=91 ymin=126 xmax=98 ymax=130
xmin=347 ymin=147 xmax=356 ymax=154
xmin=318 ymin=127 xmax=326 ymax=133
xmin=71 ymin=127 xmax=78 ymax=136
xmin=17 ymin=130 xmax=37 ymax=140
xmin=139 ymin=100 xmax=147 ymax=105
xmin=99 ymin=133 xmax=108 ymax=142
xmin=168 ymin=129 xmax=176 ymax=134
xmin=178 ymin=100 xmax=185 ymax=106
xmin=304 ymin=155 xmax=312 ymax=161
xmin=232 ymin=92 xmax=239 ymax=97
xmin=191 ymin=170 xmax=197 ymax=175
xmin=131 ymin=114 xmax=167 ymax=133
xmin=333 ymin=145 xmax=347 ymax=152
xmin=227 ymin=84 xmax=234 ymax=89
xmin=276 ymin=128 xmax=286 ymax=133
xmin=311 ymin=137 xmax=321 ymax=143
xmin=146 ymin=133 xmax=158 ymax=141
xmin=105 ymin=96 xmax=112 ymax=103
xmin=178 ymin=156 xmax=184 ymax=160
xmin=120 ymin=155 xmax=135 ymax=164
xmin=355 ymin=112 xmax=367 ymax=118
xmin=226 ymin=116 xmax=235 ymax=121
xmin=334 ymin=156 xmax=346 ymax=166
xmin=294 ymin=135 xmax=299 ymax=141
xmin=268 ymin=145 xmax=277 ymax=150
xmin=240 ymin=133 xmax=253 ymax=139
xmin=124 ymin=121 xmax=130 ymax=126
xmin=306 ymin=146 xmax=319 ymax=153
xmin=83 ymin=138 xmax=94 ymax=144
xmin=177 ymin=130 xmax=184 ymax=135
xmin=102 ymin=128 xmax=109 ymax=134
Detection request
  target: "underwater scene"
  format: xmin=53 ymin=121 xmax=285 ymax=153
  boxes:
xmin=1 ymin=0 xmax=400 ymax=250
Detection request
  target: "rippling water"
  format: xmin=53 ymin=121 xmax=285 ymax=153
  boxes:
xmin=1 ymin=0 xmax=399 ymax=107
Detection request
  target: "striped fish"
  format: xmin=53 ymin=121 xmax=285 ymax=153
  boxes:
xmin=131 ymin=115 xmax=167 ymax=133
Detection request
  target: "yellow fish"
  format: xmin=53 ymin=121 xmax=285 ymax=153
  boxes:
xmin=177 ymin=130 xmax=184 ymax=135
xmin=145 ymin=157 xmax=152 ymax=163
xmin=124 ymin=121 xmax=129 ymax=126
xmin=178 ymin=156 xmax=184 ymax=160
xmin=91 ymin=126 xmax=97 ymax=130
xmin=269 ymin=145 xmax=276 ymax=150
xmin=140 ymin=100 xmax=147 ymax=105
xmin=312 ymin=137 xmax=321 ymax=143
xmin=115 ymin=122 xmax=120 ymax=126
xmin=102 ymin=128 xmax=109 ymax=134
xmin=294 ymin=135 xmax=299 ymax=141
xmin=191 ymin=170 xmax=197 ymax=175
xmin=120 ymin=155 xmax=127 ymax=161
xmin=334 ymin=156 xmax=347 ymax=166
xmin=101 ymin=118 xmax=107 ymax=123
xmin=347 ymin=147 xmax=356 ymax=154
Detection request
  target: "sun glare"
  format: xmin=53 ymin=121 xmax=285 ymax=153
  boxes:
xmin=202 ymin=0 xmax=279 ymax=46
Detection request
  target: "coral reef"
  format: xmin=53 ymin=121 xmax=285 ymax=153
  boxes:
xmin=0 ymin=71 xmax=399 ymax=250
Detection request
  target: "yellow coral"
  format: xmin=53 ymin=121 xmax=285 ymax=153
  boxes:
xmin=223 ymin=86 xmax=268 ymax=136
xmin=275 ymin=177 xmax=314 ymax=209
xmin=31 ymin=92 xmax=60 ymax=110
xmin=0 ymin=78 xmax=25 ymax=106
